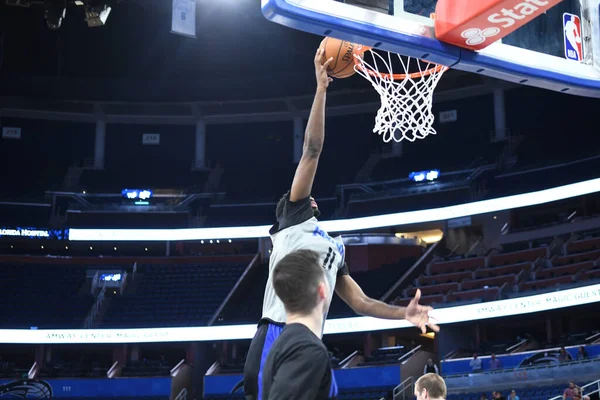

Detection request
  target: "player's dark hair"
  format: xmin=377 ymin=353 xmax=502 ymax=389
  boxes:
xmin=272 ymin=249 xmax=325 ymax=315
xmin=416 ymin=373 xmax=447 ymax=399
xmin=275 ymin=191 xmax=321 ymax=220
xmin=275 ymin=191 xmax=290 ymax=220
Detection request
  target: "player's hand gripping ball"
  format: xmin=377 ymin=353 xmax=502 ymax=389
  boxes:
xmin=319 ymin=37 xmax=366 ymax=79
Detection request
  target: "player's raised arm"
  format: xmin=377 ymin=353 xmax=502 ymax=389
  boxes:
xmin=289 ymin=48 xmax=333 ymax=202
xmin=335 ymin=275 xmax=439 ymax=334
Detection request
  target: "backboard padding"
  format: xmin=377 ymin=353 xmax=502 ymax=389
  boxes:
xmin=262 ymin=0 xmax=600 ymax=97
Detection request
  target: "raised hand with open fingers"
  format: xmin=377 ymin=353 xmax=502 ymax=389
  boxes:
xmin=405 ymin=289 xmax=440 ymax=334
xmin=314 ymin=48 xmax=334 ymax=89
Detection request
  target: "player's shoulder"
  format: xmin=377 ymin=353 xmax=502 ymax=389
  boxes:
xmin=270 ymin=195 xmax=315 ymax=235
xmin=277 ymin=325 xmax=327 ymax=355
xmin=270 ymin=216 xmax=317 ymax=237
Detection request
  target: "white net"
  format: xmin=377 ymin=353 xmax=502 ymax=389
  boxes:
xmin=353 ymin=49 xmax=448 ymax=143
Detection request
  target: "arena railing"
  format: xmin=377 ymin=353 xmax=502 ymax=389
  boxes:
xmin=444 ymin=354 xmax=600 ymax=379
xmin=339 ymin=350 xmax=359 ymax=368
xmin=398 ymin=345 xmax=422 ymax=364
xmin=82 ymin=284 xmax=107 ymax=329
xmin=505 ymin=338 xmax=528 ymax=353
xmin=174 ymin=388 xmax=187 ymax=400
xmin=68 ymin=177 xmax=600 ymax=242
xmin=586 ymin=332 xmax=600 ymax=344
xmin=393 ymin=376 xmax=414 ymax=400
xmin=548 ymin=378 xmax=600 ymax=400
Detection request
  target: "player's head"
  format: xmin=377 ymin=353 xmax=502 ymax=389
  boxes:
xmin=272 ymin=249 xmax=329 ymax=317
xmin=276 ymin=191 xmax=321 ymax=220
xmin=415 ymin=373 xmax=447 ymax=400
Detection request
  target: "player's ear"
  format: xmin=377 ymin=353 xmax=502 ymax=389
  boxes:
xmin=317 ymin=281 xmax=327 ymax=300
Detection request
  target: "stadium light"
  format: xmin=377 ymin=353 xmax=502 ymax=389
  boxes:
xmin=69 ymin=177 xmax=600 ymax=242
xmin=44 ymin=0 xmax=66 ymax=30
xmin=122 ymin=189 xmax=153 ymax=200
xmin=83 ymin=3 xmax=111 ymax=27
xmin=409 ymin=169 xmax=440 ymax=182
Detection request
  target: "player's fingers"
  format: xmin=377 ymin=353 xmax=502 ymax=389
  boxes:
xmin=314 ymin=48 xmax=323 ymax=64
xmin=322 ymin=56 xmax=334 ymax=70
xmin=423 ymin=315 xmax=429 ymax=334
xmin=408 ymin=289 xmax=421 ymax=307
xmin=414 ymin=288 xmax=422 ymax=302
xmin=428 ymin=322 xmax=440 ymax=333
xmin=328 ymin=77 xmax=333 ymax=83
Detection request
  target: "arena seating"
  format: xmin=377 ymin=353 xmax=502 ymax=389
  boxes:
xmin=327 ymin=259 xmax=417 ymax=318
xmin=81 ymin=169 xmax=210 ymax=193
xmin=447 ymin=383 xmax=579 ymax=400
xmin=475 ymin=262 xmax=531 ymax=278
xmin=566 ymin=236 xmax=600 ymax=254
xmin=204 ymin=198 xmax=337 ymax=227
xmin=368 ymin=115 xmax=501 ymax=182
xmin=204 ymin=386 xmax=394 ymax=400
xmin=67 ymin=212 xmax=191 ymax=229
xmin=219 ymin=360 xmax=246 ymax=374
xmin=338 ymin=386 xmax=393 ymax=400
xmin=553 ymin=249 xmax=600 ymax=266
xmin=121 ymin=360 xmax=171 ymax=377
xmin=394 ymin=238 xmax=600 ymax=306
xmin=514 ymin=235 xmax=600 ymax=295
xmin=0 ymin=358 xmax=32 ymax=379
xmin=0 ymin=119 xmax=95 ymax=200
xmin=101 ymin=262 xmax=247 ymax=328
xmin=221 ymin=348 xmax=346 ymax=374
xmin=346 ymin=187 xmax=470 ymax=218
xmin=223 ymin=263 xmax=268 ymax=324
xmin=226 ymin=258 xmax=416 ymax=323
xmin=488 ymin=247 xmax=548 ymax=266
xmin=0 ymin=264 xmax=93 ymax=329
xmin=65 ymin=398 xmax=166 ymax=400
xmin=358 ymin=346 xmax=406 ymax=367
xmin=429 ymin=257 xmax=486 ymax=274
xmin=492 ymin=156 xmax=600 ymax=199
xmin=0 ymin=204 xmax=52 ymax=227
xmin=205 ymin=203 xmax=275 ymax=227
xmin=38 ymin=360 xmax=103 ymax=379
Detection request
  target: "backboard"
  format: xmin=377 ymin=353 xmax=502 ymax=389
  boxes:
xmin=262 ymin=0 xmax=600 ymax=97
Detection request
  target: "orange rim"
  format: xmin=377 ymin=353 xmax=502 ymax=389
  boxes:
xmin=353 ymin=44 xmax=448 ymax=80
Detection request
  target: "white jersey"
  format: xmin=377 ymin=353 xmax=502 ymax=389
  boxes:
xmin=261 ymin=196 xmax=347 ymax=324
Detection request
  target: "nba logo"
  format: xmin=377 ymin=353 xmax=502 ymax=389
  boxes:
xmin=563 ymin=13 xmax=583 ymax=62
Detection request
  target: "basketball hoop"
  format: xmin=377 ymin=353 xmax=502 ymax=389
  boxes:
xmin=353 ymin=45 xmax=448 ymax=143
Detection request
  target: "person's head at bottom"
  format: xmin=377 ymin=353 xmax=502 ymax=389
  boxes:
xmin=273 ymin=249 xmax=330 ymax=335
xmin=415 ymin=373 xmax=447 ymax=400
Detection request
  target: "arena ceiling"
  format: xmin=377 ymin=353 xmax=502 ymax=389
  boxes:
xmin=0 ymin=0 xmax=495 ymax=101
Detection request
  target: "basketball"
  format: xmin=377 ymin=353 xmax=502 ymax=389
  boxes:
xmin=320 ymin=37 xmax=361 ymax=79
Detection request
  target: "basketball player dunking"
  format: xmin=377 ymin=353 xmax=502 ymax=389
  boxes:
xmin=242 ymin=48 xmax=439 ymax=400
